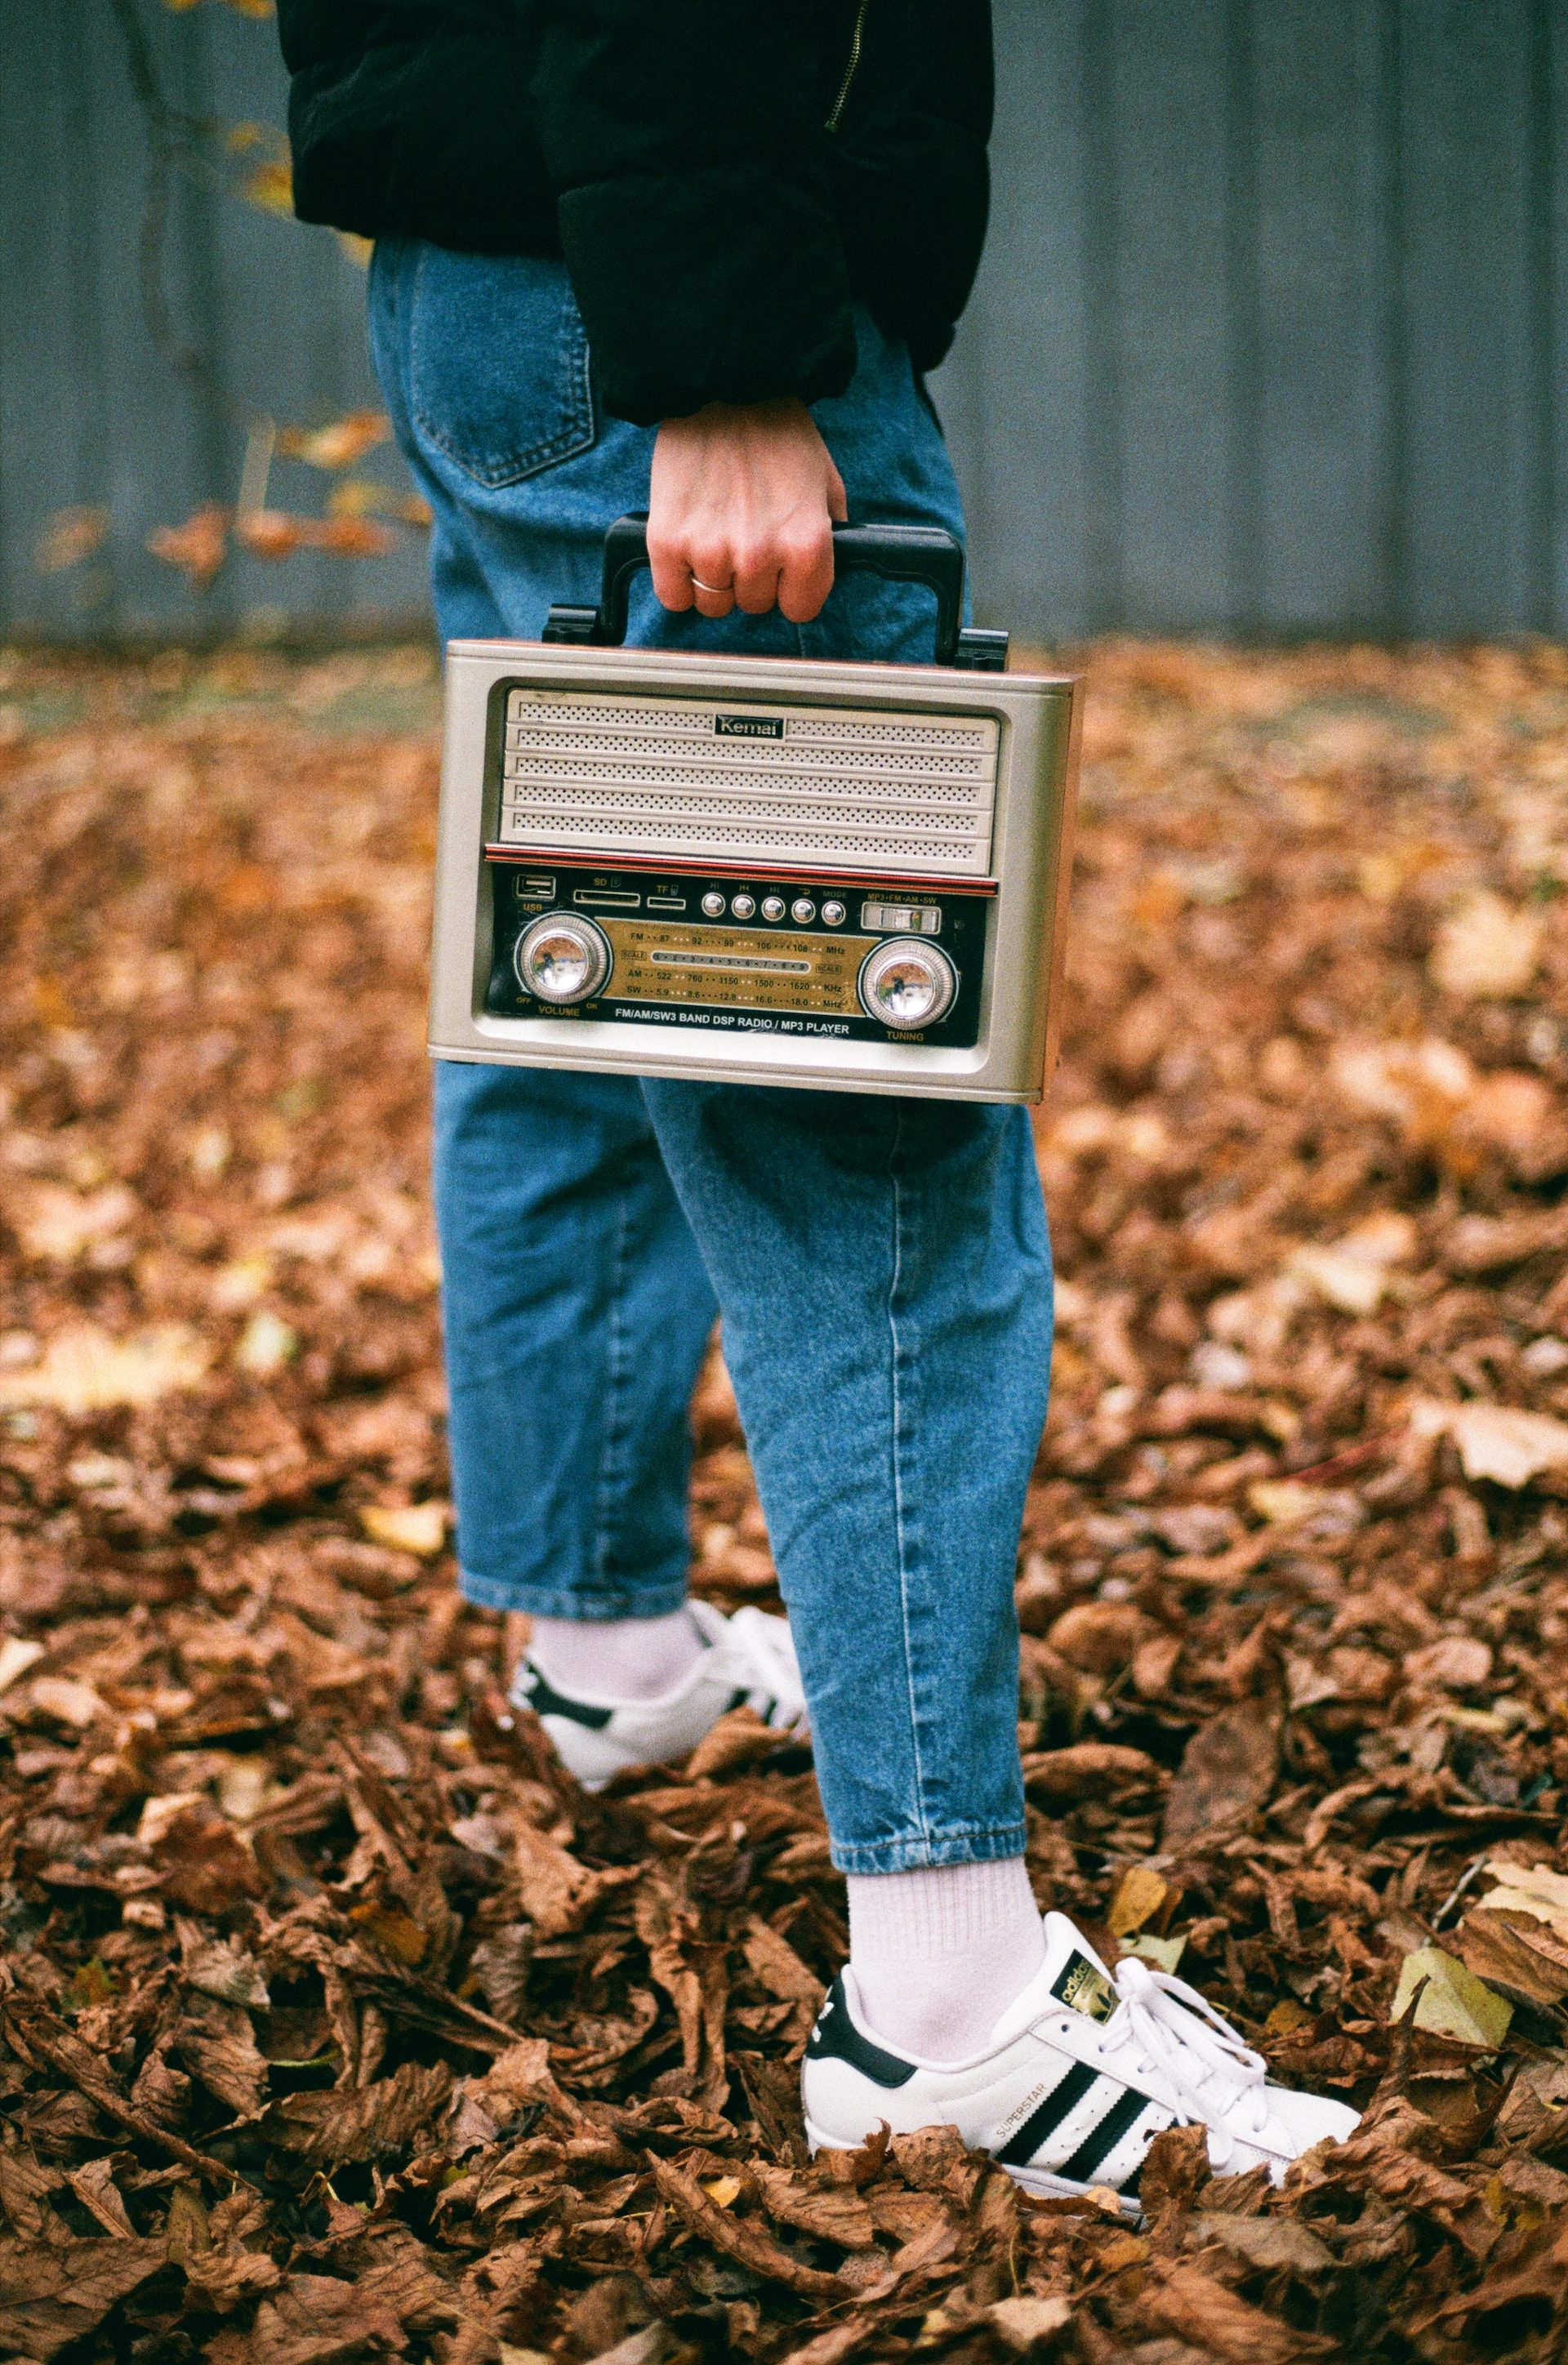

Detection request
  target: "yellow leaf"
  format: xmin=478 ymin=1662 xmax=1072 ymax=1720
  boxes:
xmin=235 ymin=1309 xmax=298 ymax=1375
xmin=277 ymin=411 xmax=390 ymax=471
xmin=1391 ymin=1944 xmax=1512 ymax=2048
xmin=8 ymin=1182 xmax=136 ymax=1264
xmin=1285 ymin=1214 xmax=1416 ymax=1316
xmin=1410 ymin=1400 xmax=1568 ymax=1489
xmin=1122 ymin=1933 xmax=1186 ymax=1972
xmin=701 ymin=2176 xmax=743 ymax=2209
xmin=0 ymin=1638 xmax=46 ymax=1695
xmin=1107 ymin=1864 xmax=1170 ymax=1938
xmin=210 ymin=1254 xmax=272 ymax=1312
xmin=1475 ymin=1859 xmax=1568 ymax=1943
xmin=0 ymin=1325 xmax=209 ymax=1414
xmin=360 ymin=1502 xmax=450 ymax=1557
xmin=189 ymin=1126 xmax=232 ymax=1181
xmin=1265 ymin=1998 xmax=1312 ymax=2034
xmin=137 ymin=1791 xmax=208 ymax=1847
xmin=243 ymin=158 xmax=294 ymax=217
xmin=1431 ymin=891 xmax=1544 ymax=1000
xmin=348 ymin=1902 xmax=429 ymax=1966
xmin=31 ymin=1677 xmax=107 ymax=1729
xmin=1249 ymin=1479 xmax=1325 ymax=1527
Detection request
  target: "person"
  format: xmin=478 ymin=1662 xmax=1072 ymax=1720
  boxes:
xmin=277 ymin=0 xmax=1356 ymax=2206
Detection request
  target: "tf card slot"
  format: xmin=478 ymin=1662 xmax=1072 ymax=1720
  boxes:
xmin=645 ymin=895 xmax=687 ymax=911
xmin=573 ymin=889 xmax=641 ymax=910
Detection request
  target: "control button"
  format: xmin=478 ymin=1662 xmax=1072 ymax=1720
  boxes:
xmin=760 ymin=895 xmax=786 ymax=922
xmin=515 ymin=912 xmax=612 ymax=1005
xmin=861 ymin=900 xmax=942 ymax=936
xmin=821 ymin=899 xmax=846 ymax=925
xmin=730 ymin=892 xmax=756 ymax=920
xmin=701 ymin=891 xmax=727 ymax=917
xmin=791 ymin=897 xmax=817 ymax=924
xmin=858 ymin=938 xmax=957 ymax=1032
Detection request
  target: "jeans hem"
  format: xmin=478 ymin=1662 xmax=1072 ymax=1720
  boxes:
xmin=457 ymin=1569 xmax=691 ymax=1619
xmin=827 ymin=1823 xmax=1030 ymax=1876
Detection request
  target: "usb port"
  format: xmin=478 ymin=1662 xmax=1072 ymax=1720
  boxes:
xmin=574 ymin=888 xmax=641 ymax=910
xmin=517 ymin=872 xmax=555 ymax=898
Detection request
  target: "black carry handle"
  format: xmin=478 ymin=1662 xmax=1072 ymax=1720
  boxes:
xmin=542 ymin=513 xmax=1008 ymax=672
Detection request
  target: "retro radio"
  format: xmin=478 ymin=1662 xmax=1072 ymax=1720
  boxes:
xmin=429 ymin=519 xmax=1080 ymax=1102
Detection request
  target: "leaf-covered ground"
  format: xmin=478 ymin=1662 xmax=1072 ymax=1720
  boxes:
xmin=0 ymin=637 xmax=1566 ymax=2364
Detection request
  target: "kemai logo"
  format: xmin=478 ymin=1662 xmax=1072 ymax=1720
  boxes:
xmin=715 ymin=713 xmax=785 ymax=740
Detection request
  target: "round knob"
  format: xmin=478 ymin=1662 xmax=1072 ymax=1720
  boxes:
xmin=701 ymin=890 xmax=726 ymax=917
xmin=730 ymin=893 xmax=756 ymax=920
xmin=858 ymin=938 xmax=956 ymax=1032
xmin=761 ymin=895 xmax=786 ymax=922
xmin=514 ymin=912 xmax=611 ymax=1004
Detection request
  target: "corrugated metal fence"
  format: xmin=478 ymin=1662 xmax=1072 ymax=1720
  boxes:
xmin=2 ymin=0 xmax=1564 ymax=643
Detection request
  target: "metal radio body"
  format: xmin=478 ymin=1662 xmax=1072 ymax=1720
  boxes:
xmin=429 ymin=519 xmax=1081 ymax=1103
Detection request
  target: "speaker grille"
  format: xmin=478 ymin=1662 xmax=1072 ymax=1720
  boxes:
xmin=497 ymin=686 xmax=999 ymax=877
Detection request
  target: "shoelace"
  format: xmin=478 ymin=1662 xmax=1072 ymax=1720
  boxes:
xmin=708 ymin=1607 xmax=809 ymax=1735
xmin=1101 ymin=1955 xmax=1269 ymax=2163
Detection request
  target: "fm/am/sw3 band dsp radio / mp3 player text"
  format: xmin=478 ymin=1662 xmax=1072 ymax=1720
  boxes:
xmin=429 ymin=519 xmax=1082 ymax=1104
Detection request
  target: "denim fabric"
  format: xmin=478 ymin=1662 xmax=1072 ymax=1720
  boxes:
xmin=370 ymin=240 xmax=1053 ymax=1872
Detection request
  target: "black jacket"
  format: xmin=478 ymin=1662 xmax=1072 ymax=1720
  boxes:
xmin=277 ymin=2 xmax=992 ymax=425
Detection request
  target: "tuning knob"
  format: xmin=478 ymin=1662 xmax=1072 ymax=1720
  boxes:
xmin=514 ymin=912 xmax=612 ymax=1004
xmin=858 ymin=938 xmax=957 ymax=1031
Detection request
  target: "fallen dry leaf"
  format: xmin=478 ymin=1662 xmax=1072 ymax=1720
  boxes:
xmin=1430 ymin=889 xmax=1544 ymax=999
xmin=1410 ymin=1398 xmax=1568 ymax=1486
xmin=0 ymin=641 xmax=1561 ymax=2361
xmin=0 ymin=1322 xmax=209 ymax=1411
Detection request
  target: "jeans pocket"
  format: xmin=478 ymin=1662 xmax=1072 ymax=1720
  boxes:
xmin=408 ymin=248 xmax=597 ymax=488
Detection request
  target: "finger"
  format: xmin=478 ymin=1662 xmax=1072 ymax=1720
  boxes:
xmin=826 ymin=458 xmax=849 ymax=523
xmin=732 ymin=537 xmax=783 ymax=616
xmin=776 ymin=519 xmax=835 ymax=625
xmin=689 ymin=543 xmax=737 ymax=618
xmin=648 ymin=528 xmax=696 ymax=612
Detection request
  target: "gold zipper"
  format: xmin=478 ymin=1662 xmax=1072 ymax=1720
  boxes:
xmin=826 ymin=0 xmax=869 ymax=131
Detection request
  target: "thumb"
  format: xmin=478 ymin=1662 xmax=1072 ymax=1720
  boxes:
xmin=826 ymin=457 xmax=849 ymax=523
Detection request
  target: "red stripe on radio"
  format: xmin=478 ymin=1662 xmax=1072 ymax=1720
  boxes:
xmin=483 ymin=846 xmax=1000 ymax=895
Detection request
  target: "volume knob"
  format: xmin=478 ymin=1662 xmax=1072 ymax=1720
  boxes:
xmin=858 ymin=938 xmax=956 ymax=1032
xmin=514 ymin=911 xmax=612 ymax=1004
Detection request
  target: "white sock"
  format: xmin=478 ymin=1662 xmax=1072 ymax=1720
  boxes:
xmin=527 ymin=1607 xmax=705 ymax=1704
xmin=846 ymin=1857 xmax=1046 ymax=2063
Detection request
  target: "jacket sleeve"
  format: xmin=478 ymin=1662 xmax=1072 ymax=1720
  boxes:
xmin=531 ymin=2 xmax=858 ymax=425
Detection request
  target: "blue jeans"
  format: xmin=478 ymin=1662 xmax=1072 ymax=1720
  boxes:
xmin=370 ymin=240 xmax=1053 ymax=1873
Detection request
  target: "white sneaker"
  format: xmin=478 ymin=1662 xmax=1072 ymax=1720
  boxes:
xmin=802 ymin=1911 xmax=1358 ymax=2212
xmin=510 ymin=1600 xmax=808 ymax=1790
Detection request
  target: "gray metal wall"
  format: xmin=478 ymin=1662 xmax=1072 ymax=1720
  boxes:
xmin=1 ymin=0 xmax=1563 ymax=643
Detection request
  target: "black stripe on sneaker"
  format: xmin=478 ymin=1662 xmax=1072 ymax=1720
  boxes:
xmin=1054 ymin=2086 xmax=1151 ymax=2186
xmin=516 ymin=1664 xmax=613 ymax=1730
xmin=996 ymin=2061 xmax=1102 ymax=2167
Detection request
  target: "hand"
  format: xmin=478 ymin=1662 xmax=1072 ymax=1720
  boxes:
xmin=648 ymin=399 xmax=849 ymax=625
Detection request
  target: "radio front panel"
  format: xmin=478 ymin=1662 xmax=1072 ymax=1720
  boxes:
xmin=430 ymin=640 xmax=1081 ymax=1104
xmin=484 ymin=857 xmax=988 ymax=1049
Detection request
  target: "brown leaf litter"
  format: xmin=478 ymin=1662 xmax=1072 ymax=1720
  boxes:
xmin=0 ymin=637 xmax=1566 ymax=2358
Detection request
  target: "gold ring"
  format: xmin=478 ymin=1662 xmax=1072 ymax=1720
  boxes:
xmin=691 ymin=576 xmax=733 ymax=597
